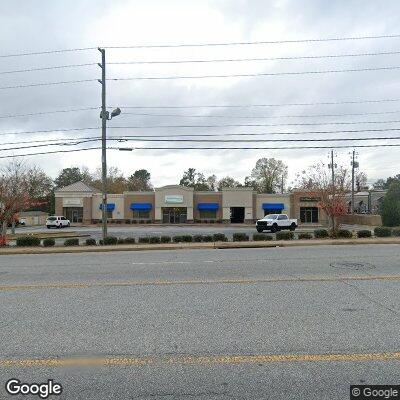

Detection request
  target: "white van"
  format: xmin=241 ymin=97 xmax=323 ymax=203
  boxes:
xmin=46 ymin=216 xmax=70 ymax=229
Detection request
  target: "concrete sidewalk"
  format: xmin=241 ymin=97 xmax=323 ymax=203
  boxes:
xmin=0 ymin=237 xmax=399 ymax=255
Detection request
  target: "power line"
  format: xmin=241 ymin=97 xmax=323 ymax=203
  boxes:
xmin=5 ymin=126 xmax=400 ymax=137
xmin=108 ymin=50 xmax=400 ymax=65
xmin=0 ymin=47 xmax=97 ymax=58
xmin=103 ymin=34 xmax=400 ymax=49
xmin=107 ymin=65 xmax=400 ymax=81
xmin=0 ymin=79 xmax=96 ymax=90
xmin=0 ymin=139 xmax=100 ymax=152
xmin=0 ymin=63 xmax=97 ymax=75
xmin=0 ymin=146 xmax=101 ymax=159
xmin=117 ymin=98 xmax=400 ymax=109
xmin=0 ymin=107 xmax=99 ymax=119
xmin=121 ymin=109 xmax=400 ymax=119
xmin=113 ymin=143 xmax=400 ymax=150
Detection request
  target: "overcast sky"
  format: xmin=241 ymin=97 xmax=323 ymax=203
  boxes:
xmin=1 ymin=0 xmax=400 ymax=188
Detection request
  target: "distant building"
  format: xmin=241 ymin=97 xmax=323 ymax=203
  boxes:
xmin=19 ymin=211 xmax=48 ymax=226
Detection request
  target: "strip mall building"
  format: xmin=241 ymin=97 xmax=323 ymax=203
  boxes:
xmin=55 ymin=181 xmax=330 ymax=225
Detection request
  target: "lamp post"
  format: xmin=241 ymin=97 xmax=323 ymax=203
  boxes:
xmin=98 ymin=47 xmax=121 ymax=241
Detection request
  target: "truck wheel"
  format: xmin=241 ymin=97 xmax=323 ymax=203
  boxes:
xmin=271 ymin=224 xmax=278 ymax=233
xmin=290 ymin=223 xmax=296 ymax=231
xmin=256 ymin=227 xmax=263 ymax=233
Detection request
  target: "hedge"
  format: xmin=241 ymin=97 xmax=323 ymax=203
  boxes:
xmin=138 ymin=237 xmax=150 ymax=243
xmin=276 ymin=231 xmax=294 ymax=240
xmin=16 ymin=236 xmax=41 ymax=247
xmin=182 ymin=235 xmax=193 ymax=242
xmin=357 ymin=230 xmax=372 ymax=238
xmin=213 ymin=233 xmax=228 ymax=242
xmin=335 ymin=229 xmax=353 ymax=239
xmin=117 ymin=238 xmax=126 ymax=244
xmin=392 ymin=227 xmax=400 ymax=237
xmin=149 ymin=236 xmax=161 ymax=244
xmin=64 ymin=238 xmax=79 ymax=246
xmin=172 ymin=235 xmax=183 ymax=243
xmin=42 ymin=238 xmax=55 ymax=247
xmin=233 ymin=233 xmax=249 ymax=242
xmin=160 ymin=236 xmax=171 ymax=243
xmin=374 ymin=227 xmax=392 ymax=237
xmin=124 ymin=237 xmax=136 ymax=244
xmin=102 ymin=236 xmax=118 ymax=245
xmin=314 ymin=229 xmax=329 ymax=238
xmin=202 ymin=235 xmax=214 ymax=242
xmin=252 ymin=233 xmax=273 ymax=241
xmin=85 ymin=238 xmax=97 ymax=246
xmin=298 ymin=232 xmax=313 ymax=240
xmin=193 ymin=234 xmax=203 ymax=242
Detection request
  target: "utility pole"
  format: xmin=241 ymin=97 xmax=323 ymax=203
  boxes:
xmin=98 ymin=48 xmax=107 ymax=240
xmin=330 ymin=150 xmax=335 ymax=186
xmin=351 ymin=150 xmax=356 ymax=215
xmin=281 ymin=174 xmax=284 ymax=194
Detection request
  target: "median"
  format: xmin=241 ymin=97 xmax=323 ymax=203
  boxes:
xmin=0 ymin=227 xmax=399 ymax=255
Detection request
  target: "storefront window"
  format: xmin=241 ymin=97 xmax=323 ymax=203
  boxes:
xmin=199 ymin=210 xmax=217 ymax=219
xmin=300 ymin=207 xmax=319 ymax=223
xmin=133 ymin=210 xmax=150 ymax=219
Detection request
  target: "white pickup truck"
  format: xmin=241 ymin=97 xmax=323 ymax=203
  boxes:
xmin=256 ymin=214 xmax=298 ymax=233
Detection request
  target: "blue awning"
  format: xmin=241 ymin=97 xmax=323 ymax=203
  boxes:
xmin=99 ymin=203 xmax=115 ymax=211
xmin=262 ymin=203 xmax=285 ymax=210
xmin=130 ymin=203 xmax=152 ymax=211
xmin=197 ymin=203 xmax=219 ymax=211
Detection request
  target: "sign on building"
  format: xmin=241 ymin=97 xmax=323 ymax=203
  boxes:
xmin=165 ymin=195 xmax=184 ymax=204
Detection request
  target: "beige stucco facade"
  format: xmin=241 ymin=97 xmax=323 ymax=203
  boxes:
xmin=255 ymin=193 xmax=291 ymax=220
xmin=221 ymin=187 xmax=254 ymax=222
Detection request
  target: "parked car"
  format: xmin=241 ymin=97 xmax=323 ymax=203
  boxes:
xmin=19 ymin=218 xmax=26 ymax=226
xmin=46 ymin=216 xmax=70 ymax=229
xmin=256 ymin=214 xmax=298 ymax=233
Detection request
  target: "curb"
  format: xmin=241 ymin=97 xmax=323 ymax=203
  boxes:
xmin=0 ymin=238 xmax=399 ymax=255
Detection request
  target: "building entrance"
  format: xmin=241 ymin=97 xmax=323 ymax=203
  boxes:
xmin=63 ymin=207 xmax=83 ymax=223
xmin=162 ymin=207 xmax=187 ymax=223
xmin=300 ymin=207 xmax=319 ymax=223
xmin=230 ymin=207 xmax=245 ymax=223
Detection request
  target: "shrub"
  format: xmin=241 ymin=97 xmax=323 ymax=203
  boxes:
xmin=149 ymin=236 xmax=161 ymax=244
xmin=42 ymin=238 xmax=55 ymax=247
xmin=202 ymin=235 xmax=214 ymax=242
xmin=85 ymin=238 xmax=97 ymax=246
xmin=213 ymin=233 xmax=227 ymax=242
xmin=172 ymin=235 xmax=183 ymax=243
xmin=335 ymin=229 xmax=353 ymax=239
xmin=16 ymin=236 xmax=41 ymax=247
xmin=64 ymin=238 xmax=79 ymax=246
xmin=193 ymin=234 xmax=203 ymax=242
xmin=379 ymin=182 xmax=400 ymax=226
xmin=276 ymin=231 xmax=294 ymax=240
xmin=233 ymin=232 xmax=249 ymax=242
xmin=252 ymin=233 xmax=273 ymax=241
xmin=181 ymin=235 xmax=193 ymax=242
xmin=298 ymin=232 xmax=313 ymax=240
xmin=102 ymin=236 xmax=118 ymax=245
xmin=160 ymin=236 xmax=171 ymax=243
xmin=392 ymin=227 xmax=400 ymax=237
xmin=124 ymin=237 xmax=136 ymax=244
xmin=357 ymin=230 xmax=372 ymax=238
xmin=138 ymin=237 xmax=150 ymax=243
xmin=314 ymin=229 xmax=329 ymax=238
xmin=117 ymin=238 xmax=125 ymax=244
xmin=374 ymin=226 xmax=392 ymax=237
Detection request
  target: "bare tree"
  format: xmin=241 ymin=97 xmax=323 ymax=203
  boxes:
xmin=295 ymin=162 xmax=350 ymax=232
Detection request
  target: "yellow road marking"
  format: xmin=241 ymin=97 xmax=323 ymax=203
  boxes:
xmin=1 ymin=351 xmax=399 ymax=368
xmin=0 ymin=275 xmax=399 ymax=291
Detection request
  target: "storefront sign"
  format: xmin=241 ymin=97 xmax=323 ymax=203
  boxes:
xmin=165 ymin=195 xmax=184 ymax=204
xmin=299 ymin=196 xmax=321 ymax=202
xmin=63 ymin=198 xmax=83 ymax=207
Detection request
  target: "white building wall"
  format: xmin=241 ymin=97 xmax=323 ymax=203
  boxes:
xmin=92 ymin=194 xmax=125 ymax=219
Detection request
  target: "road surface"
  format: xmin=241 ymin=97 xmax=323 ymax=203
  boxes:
xmin=0 ymin=245 xmax=399 ymax=399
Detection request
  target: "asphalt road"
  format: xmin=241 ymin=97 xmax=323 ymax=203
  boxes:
xmin=0 ymin=244 xmax=399 ymax=399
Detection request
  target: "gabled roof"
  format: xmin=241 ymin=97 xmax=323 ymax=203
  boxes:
xmin=56 ymin=181 xmax=99 ymax=193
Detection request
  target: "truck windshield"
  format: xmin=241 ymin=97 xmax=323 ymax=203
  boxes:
xmin=264 ymin=214 xmax=278 ymax=219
